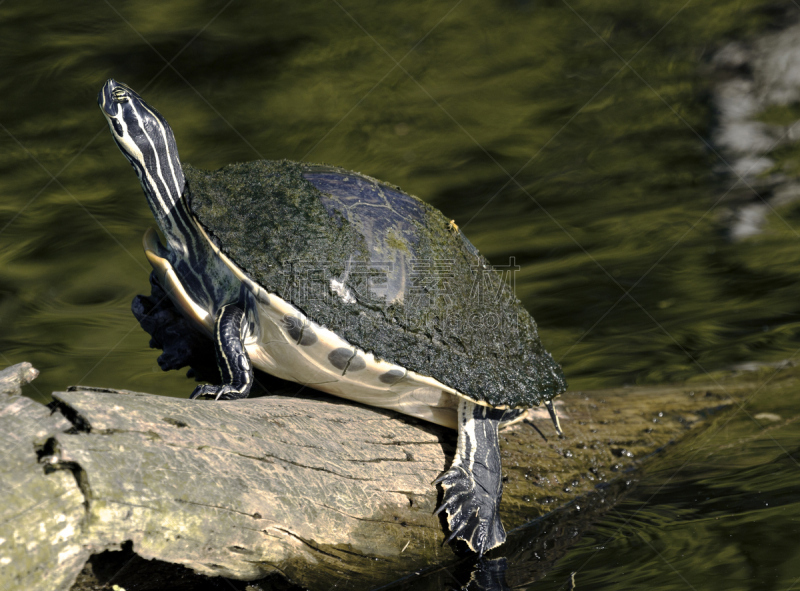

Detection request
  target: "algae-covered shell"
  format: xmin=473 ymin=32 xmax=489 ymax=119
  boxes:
xmin=185 ymin=160 xmax=566 ymax=409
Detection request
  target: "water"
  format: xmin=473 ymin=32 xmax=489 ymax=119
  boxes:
xmin=2 ymin=0 xmax=800 ymax=588
xmin=527 ymin=377 xmax=800 ymax=591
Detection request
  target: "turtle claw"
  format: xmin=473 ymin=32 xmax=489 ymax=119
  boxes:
xmin=445 ymin=523 xmax=468 ymax=544
xmin=433 ymin=465 xmax=468 ymax=487
xmin=434 ymin=486 xmax=463 ymax=516
xmin=190 ymin=384 xmax=248 ymax=401
xmin=435 ymin=464 xmax=505 ymax=556
xmin=545 ymin=400 xmax=564 ymax=437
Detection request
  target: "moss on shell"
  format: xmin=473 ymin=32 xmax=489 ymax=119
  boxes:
xmin=185 ymin=160 xmax=566 ymax=407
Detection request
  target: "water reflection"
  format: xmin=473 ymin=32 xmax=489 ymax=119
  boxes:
xmin=462 ymin=558 xmax=511 ymax=591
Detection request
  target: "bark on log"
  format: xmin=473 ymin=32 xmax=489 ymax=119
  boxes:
xmin=0 ymin=362 xmax=39 ymax=396
xmin=0 ymin=369 xmax=751 ymax=591
xmin=0 ymin=385 xmax=89 ymax=590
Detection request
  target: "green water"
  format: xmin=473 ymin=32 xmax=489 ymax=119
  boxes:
xmin=2 ymin=0 xmax=800 ymax=588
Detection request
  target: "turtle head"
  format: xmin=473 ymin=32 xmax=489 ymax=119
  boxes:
xmin=98 ymin=79 xmax=185 ymax=219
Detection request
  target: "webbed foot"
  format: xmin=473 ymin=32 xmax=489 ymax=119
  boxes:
xmin=188 ymin=304 xmax=253 ymax=401
xmin=190 ymin=384 xmax=249 ymax=400
xmin=436 ymin=399 xmax=513 ymax=555
xmin=435 ymin=464 xmax=505 ymax=555
xmin=132 ymin=272 xmax=218 ymax=381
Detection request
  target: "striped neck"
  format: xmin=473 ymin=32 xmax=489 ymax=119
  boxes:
xmin=137 ymin=155 xmax=188 ymax=253
xmin=133 ymin=129 xmax=186 ymax=230
xmin=98 ymin=80 xmax=189 ymax=250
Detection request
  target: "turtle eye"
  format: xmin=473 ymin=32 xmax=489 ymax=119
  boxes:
xmin=111 ymin=87 xmax=129 ymax=103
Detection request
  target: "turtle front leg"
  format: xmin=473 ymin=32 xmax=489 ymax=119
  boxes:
xmin=190 ymin=304 xmax=253 ymax=401
xmin=435 ymin=399 xmax=511 ymax=555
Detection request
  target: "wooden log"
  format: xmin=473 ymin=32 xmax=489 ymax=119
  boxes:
xmin=0 ymin=385 xmax=89 ymax=591
xmin=0 ymin=362 xmax=39 ymax=396
xmin=0 ymin=368 xmax=750 ymax=591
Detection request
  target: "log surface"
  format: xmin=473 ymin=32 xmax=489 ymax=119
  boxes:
xmin=54 ymin=388 xmax=453 ymax=586
xmin=0 ymin=372 xmax=751 ymax=591
xmin=0 ymin=362 xmax=39 ymax=396
xmin=0 ymin=391 xmax=88 ymax=591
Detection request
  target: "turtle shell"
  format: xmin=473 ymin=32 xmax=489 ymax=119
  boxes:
xmin=184 ymin=160 xmax=566 ymax=408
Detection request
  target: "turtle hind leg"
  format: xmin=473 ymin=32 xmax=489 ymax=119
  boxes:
xmin=190 ymin=304 xmax=253 ymax=401
xmin=435 ymin=399 xmax=510 ymax=555
xmin=133 ymin=272 xmax=218 ymax=381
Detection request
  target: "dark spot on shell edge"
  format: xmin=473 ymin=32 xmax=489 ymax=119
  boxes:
xmin=283 ymin=315 xmax=302 ymax=342
xmin=379 ymin=369 xmax=405 ymax=384
xmin=347 ymin=355 xmax=366 ymax=373
xmin=298 ymin=327 xmax=318 ymax=346
xmin=328 ymin=348 xmax=352 ymax=370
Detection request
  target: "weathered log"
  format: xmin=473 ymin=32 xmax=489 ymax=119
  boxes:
xmin=0 ymin=362 xmax=39 ymax=396
xmin=0 ymin=369 xmax=748 ymax=591
xmin=0 ymin=381 xmax=88 ymax=591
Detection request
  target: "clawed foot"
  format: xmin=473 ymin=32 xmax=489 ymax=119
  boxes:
xmin=132 ymin=273 xmax=219 ymax=382
xmin=190 ymin=384 xmax=249 ymax=401
xmin=434 ymin=464 xmax=505 ymax=555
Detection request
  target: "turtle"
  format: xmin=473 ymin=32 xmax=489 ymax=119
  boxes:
xmin=98 ymin=79 xmax=567 ymax=555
